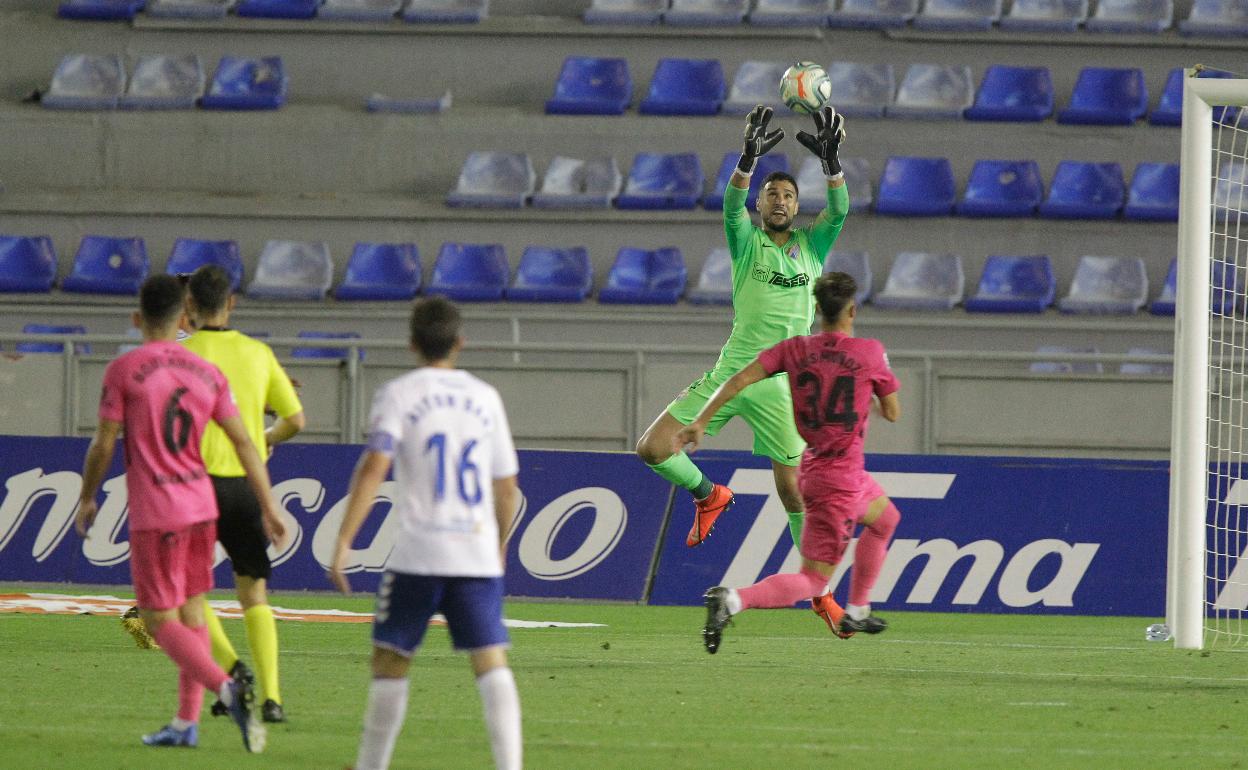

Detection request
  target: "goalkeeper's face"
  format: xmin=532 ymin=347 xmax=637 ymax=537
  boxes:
xmin=757 ymin=180 xmax=799 ymax=233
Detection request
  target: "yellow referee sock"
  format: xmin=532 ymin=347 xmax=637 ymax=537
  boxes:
xmin=204 ymin=604 xmax=239 ymax=671
xmin=244 ymin=604 xmax=281 ymax=704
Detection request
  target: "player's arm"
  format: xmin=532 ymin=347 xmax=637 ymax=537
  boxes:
xmin=264 ymin=411 xmax=305 ymax=448
xmin=796 ymin=106 xmax=851 ymax=260
xmin=218 ymin=413 xmax=286 ymax=545
xmin=75 ymin=419 xmax=122 ymax=537
xmin=264 ymin=358 xmax=306 ymax=449
xmin=726 ymin=106 xmax=784 ymax=253
xmin=328 ymin=448 xmax=392 ymax=594
xmin=675 ymin=360 xmax=770 ymax=453
xmin=493 ymin=475 xmax=519 ymax=566
xmin=877 ymin=392 xmax=901 ymax=422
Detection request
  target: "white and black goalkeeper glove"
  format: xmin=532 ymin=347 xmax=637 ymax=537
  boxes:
xmin=796 ymin=105 xmax=846 ymax=180
xmin=737 ymin=105 xmax=785 ymax=175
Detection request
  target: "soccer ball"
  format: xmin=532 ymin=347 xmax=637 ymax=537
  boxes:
xmin=779 ymin=61 xmax=832 ymax=115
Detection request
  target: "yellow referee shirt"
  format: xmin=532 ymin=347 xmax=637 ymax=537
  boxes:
xmin=183 ymin=329 xmax=303 ymax=478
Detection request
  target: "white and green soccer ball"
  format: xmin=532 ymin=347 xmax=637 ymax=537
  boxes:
xmin=779 ymin=61 xmax=832 ymax=115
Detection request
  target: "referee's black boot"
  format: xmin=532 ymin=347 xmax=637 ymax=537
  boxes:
xmin=261 ymin=699 xmax=286 ymax=723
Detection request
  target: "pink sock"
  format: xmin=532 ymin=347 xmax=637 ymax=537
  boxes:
xmin=737 ymin=566 xmax=828 ymax=610
xmin=175 ymin=625 xmax=211 ymax=722
xmin=849 ymin=502 xmax=901 ymax=606
xmin=153 ymin=620 xmax=231 ymax=695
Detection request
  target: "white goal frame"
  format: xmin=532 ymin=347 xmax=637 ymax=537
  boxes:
xmin=1170 ymin=71 xmax=1248 ymax=650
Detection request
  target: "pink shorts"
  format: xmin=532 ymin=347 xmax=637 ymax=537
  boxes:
xmin=129 ymin=520 xmax=216 ymax=611
xmin=798 ymin=470 xmax=886 ymax=566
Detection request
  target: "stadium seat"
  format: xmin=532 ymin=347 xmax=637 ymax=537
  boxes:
xmin=828 ymin=0 xmax=918 ymax=26
xmin=956 ymin=159 xmax=1044 ymax=217
xmin=318 ymin=0 xmax=402 ymax=20
xmin=913 ymin=0 xmax=1002 ymax=29
xmin=531 ymin=156 xmax=622 ymax=209
xmin=545 ymin=57 xmax=632 ymax=116
xmin=1085 ymin=0 xmax=1172 ymax=30
xmin=120 ymin=54 xmax=205 ymax=110
xmin=639 ymin=59 xmax=726 ymax=116
xmin=1058 ymin=255 xmax=1148 ymax=314
xmin=16 ymin=324 xmax=90 ymax=355
xmin=1119 ymin=346 xmax=1172 ymax=375
xmin=749 ymin=0 xmax=834 ymax=25
xmin=798 ymin=157 xmax=872 ymax=212
xmin=446 ymin=152 xmax=535 ymax=209
xmin=57 ymin=0 xmax=145 ymax=20
xmin=1149 ymin=258 xmax=1177 ymax=315
xmin=963 ymin=65 xmax=1054 ymax=122
xmin=598 ymin=247 xmax=686 ymax=304
xmin=200 ymin=57 xmax=287 ymax=110
xmin=584 ymin=0 xmax=668 ymax=23
xmin=886 ymin=64 xmax=973 ymax=119
xmin=402 ymin=0 xmax=487 ymax=22
xmin=42 ymin=54 xmax=125 ymax=111
xmin=291 ymin=331 xmax=363 ymax=360
xmin=615 ymin=153 xmax=704 ymax=210
xmin=1181 ymin=0 xmax=1248 ymax=35
xmin=61 ymin=236 xmax=148 ymax=295
xmin=1148 ymin=258 xmax=1238 ymax=316
xmin=826 ymin=62 xmax=895 ymax=119
xmin=365 ymin=91 xmax=451 ymax=114
xmin=0 ymin=236 xmax=57 ymax=293
xmin=686 ymin=247 xmax=733 ymax=305
xmin=723 ymin=61 xmax=789 ymax=115
xmin=999 ymin=0 xmax=1087 ymax=29
xmin=1038 ymin=161 xmax=1125 ymax=219
xmin=165 ymin=238 xmax=244 ymax=291
xmin=664 ymin=0 xmax=749 ymax=25
xmin=875 ymin=157 xmax=956 ymax=217
xmin=1214 ymin=160 xmax=1248 ymax=216
xmin=1150 ymin=68 xmax=1239 ymax=127
xmin=428 ymin=242 xmax=509 ymax=301
xmin=703 ymin=153 xmax=789 ymax=210
xmin=823 ymin=250 xmax=873 ymax=303
xmin=236 ymin=0 xmax=320 ymax=17
xmin=872 ymin=252 xmax=963 ymax=310
xmin=1030 ymin=345 xmax=1102 ymax=374
xmin=963 ymin=254 xmax=1055 ymax=313
xmin=147 ymin=0 xmax=234 ymax=17
xmin=1123 ymin=163 xmax=1179 ymax=222
xmin=333 ymin=243 xmax=421 ymax=301
xmin=507 ymin=246 xmax=593 ymax=303
xmin=1057 ymin=67 xmax=1148 ymax=125
xmin=246 ymin=240 xmax=333 ymax=300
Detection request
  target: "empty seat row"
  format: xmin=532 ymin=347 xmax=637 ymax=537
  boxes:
xmin=5 ymin=323 xmax=370 ymax=360
xmin=58 ymin=0 xmax=487 ymax=22
xmin=1030 ymin=345 xmax=1172 ymax=375
xmin=43 ymin=54 xmax=287 ymax=111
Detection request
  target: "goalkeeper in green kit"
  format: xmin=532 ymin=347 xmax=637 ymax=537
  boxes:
xmin=636 ymin=104 xmax=850 ymax=551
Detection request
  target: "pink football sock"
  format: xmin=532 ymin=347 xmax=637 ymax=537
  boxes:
xmin=737 ymin=566 xmax=829 ymax=610
xmin=153 ymin=620 xmax=231 ymax=694
xmin=175 ymin=625 xmax=211 ymax=722
xmin=849 ymin=502 xmax=901 ymax=607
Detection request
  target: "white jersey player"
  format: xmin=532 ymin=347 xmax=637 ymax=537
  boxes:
xmin=330 ymin=297 xmax=522 ymax=770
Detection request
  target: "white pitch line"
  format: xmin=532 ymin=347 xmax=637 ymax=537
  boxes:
xmin=1007 ymin=701 xmax=1069 ymax=707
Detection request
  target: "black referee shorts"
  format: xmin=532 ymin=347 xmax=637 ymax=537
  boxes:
xmin=210 ymin=475 xmax=272 ymax=581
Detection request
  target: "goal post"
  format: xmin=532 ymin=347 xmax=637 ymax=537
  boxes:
xmin=1170 ymin=70 xmax=1248 ymax=650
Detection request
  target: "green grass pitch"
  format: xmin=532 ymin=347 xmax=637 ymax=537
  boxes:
xmin=2 ymin=584 xmax=1247 ymax=769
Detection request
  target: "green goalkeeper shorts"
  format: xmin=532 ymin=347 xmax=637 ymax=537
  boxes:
xmin=666 ymin=370 xmax=806 ymax=466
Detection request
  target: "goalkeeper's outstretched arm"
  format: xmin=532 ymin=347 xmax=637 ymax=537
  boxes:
xmin=796 ymin=106 xmax=851 ymax=260
xmin=726 ymin=106 xmax=784 ymax=253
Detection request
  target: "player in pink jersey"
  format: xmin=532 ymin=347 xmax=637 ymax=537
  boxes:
xmin=674 ymin=272 xmax=903 ymax=653
xmin=74 ymin=274 xmax=285 ymax=752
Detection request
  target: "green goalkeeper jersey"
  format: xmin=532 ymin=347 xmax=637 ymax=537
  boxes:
xmin=712 ymin=181 xmax=850 ymax=378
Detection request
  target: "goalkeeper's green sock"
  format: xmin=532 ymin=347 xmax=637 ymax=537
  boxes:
xmin=647 ymin=452 xmax=714 ymax=498
xmin=203 ymin=604 xmax=239 ymax=671
xmin=786 ymin=511 xmax=804 ymax=549
xmin=244 ymin=604 xmax=281 ymax=705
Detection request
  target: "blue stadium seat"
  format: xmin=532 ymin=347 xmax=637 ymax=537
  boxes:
xmin=1150 ymin=258 xmax=1238 ymax=315
xmin=428 ymin=242 xmax=509 ymax=301
xmin=446 ymin=152 xmax=535 ymax=209
xmin=887 ymin=64 xmax=973 ymax=119
xmin=292 ymin=331 xmax=363 ymax=360
xmin=750 ymin=0 xmax=834 ymax=25
xmin=1120 ymin=346 xmax=1172 ymax=375
xmin=872 ymin=252 xmax=964 ymax=310
xmin=1038 ymin=161 xmax=1125 ymax=219
xmin=599 ymin=248 xmax=686 ymax=304
xmin=531 ymin=156 xmax=622 ymax=209
xmin=964 ymin=65 xmax=1054 ymax=122
xmin=664 ymin=0 xmax=749 ymax=25
xmin=58 ymin=0 xmax=145 ymax=20
xmin=402 ymin=0 xmax=487 ymax=22
xmin=17 ymin=324 xmax=90 ymax=355
xmin=147 ymin=0 xmax=234 ymax=17
xmin=166 ymin=238 xmax=244 ymax=291
xmin=1058 ymin=255 xmax=1149 ymax=314
xmin=828 ymin=0 xmax=917 ymax=26
xmin=913 ymin=0 xmax=1002 ymax=29
xmin=120 ymin=55 xmax=205 ymax=110
xmin=875 ymin=157 xmax=956 ymax=217
xmin=584 ymin=0 xmax=668 ymax=23
xmin=1057 ymin=67 xmax=1148 ymax=125
xmin=334 ymin=243 xmax=421 ymax=301
xmin=236 ymin=0 xmax=320 ymax=17
xmin=963 ymin=254 xmax=1055 ymax=313
xmin=639 ymin=59 xmax=726 ymax=116
xmin=545 ymin=57 xmax=632 ymax=116
xmin=1085 ymin=0 xmax=1171 ymax=30
xmin=823 ymin=250 xmax=873 ymax=303
xmin=827 ymin=62 xmax=895 ymax=118
xmin=1030 ymin=346 xmax=1102 ymax=374
xmin=1149 ymin=258 xmax=1176 ymax=315
xmin=1124 ymin=163 xmax=1179 ymax=221
xmin=1000 ymin=0 xmax=1087 ymax=29
xmin=1150 ymin=67 xmax=1239 ymax=127
xmin=956 ymin=159 xmax=1043 ymax=217
xmin=365 ymin=91 xmax=451 ymax=114
xmin=507 ymin=246 xmax=592 ymax=303
xmin=200 ymin=57 xmax=287 ymax=110
xmin=686 ymin=247 xmax=732 ymax=305
xmin=0 ymin=236 xmax=57 ymax=293
xmin=246 ymin=240 xmax=333 ymax=300
xmin=318 ymin=0 xmax=401 ymax=19
xmin=723 ymin=61 xmax=788 ymax=115
xmin=615 ymin=153 xmax=704 ymax=210
xmin=797 ymin=157 xmax=872 ymax=212
xmin=1181 ymin=0 xmax=1248 ymax=34
xmin=42 ymin=54 xmax=124 ymax=111
xmin=704 ymin=153 xmax=789 ymax=210
xmin=61 ymin=236 xmax=148 ymax=295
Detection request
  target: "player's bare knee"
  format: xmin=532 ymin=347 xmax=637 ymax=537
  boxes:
xmin=235 ymin=576 xmax=267 ymax=609
xmin=635 ymin=432 xmax=668 ymax=465
xmin=371 ymin=646 xmax=411 ymax=678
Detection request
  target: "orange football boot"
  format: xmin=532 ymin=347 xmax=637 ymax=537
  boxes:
xmin=686 ymin=484 xmax=734 ymax=546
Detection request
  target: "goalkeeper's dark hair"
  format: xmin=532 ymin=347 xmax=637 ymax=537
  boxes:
xmin=410 ymin=296 xmax=462 ymax=361
xmin=139 ymin=274 xmax=187 ymax=327
xmin=187 ymin=264 xmax=232 ymax=314
xmin=814 ymin=272 xmax=857 ymax=322
xmin=761 ymin=170 xmax=799 ymax=198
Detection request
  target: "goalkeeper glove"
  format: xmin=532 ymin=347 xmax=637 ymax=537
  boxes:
xmin=738 ymin=105 xmax=784 ymax=175
xmin=796 ymin=106 xmax=846 ymax=180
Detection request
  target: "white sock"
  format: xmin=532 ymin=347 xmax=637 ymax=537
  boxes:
xmin=476 ymin=667 xmax=522 ymax=770
xmin=725 ymin=589 xmax=742 ymax=616
xmin=170 ymin=717 xmax=195 ymax=731
xmin=355 ymin=677 xmax=409 ymax=770
xmin=217 ymin=681 xmax=233 ymax=707
xmin=847 ymin=603 xmax=870 ymax=621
